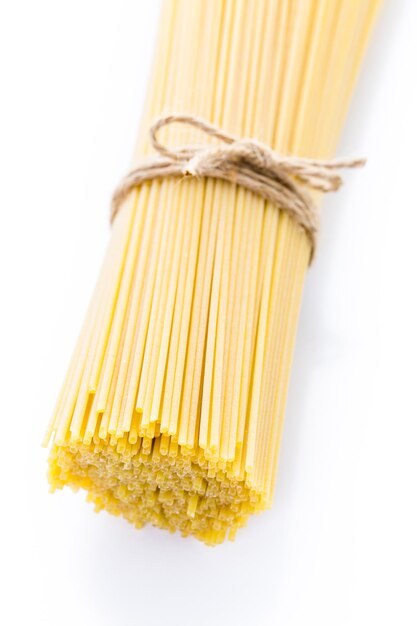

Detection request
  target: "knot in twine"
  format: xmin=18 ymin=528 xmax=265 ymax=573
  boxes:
xmin=111 ymin=114 xmax=365 ymax=263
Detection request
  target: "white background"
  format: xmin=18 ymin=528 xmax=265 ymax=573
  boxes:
xmin=0 ymin=1 xmax=416 ymax=624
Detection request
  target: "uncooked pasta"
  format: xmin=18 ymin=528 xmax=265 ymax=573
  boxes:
xmin=45 ymin=0 xmax=380 ymax=545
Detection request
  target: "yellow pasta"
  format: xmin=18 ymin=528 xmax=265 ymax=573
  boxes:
xmin=45 ymin=0 xmax=380 ymax=545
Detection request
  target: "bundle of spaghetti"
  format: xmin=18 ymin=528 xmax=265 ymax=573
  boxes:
xmin=45 ymin=0 xmax=380 ymax=545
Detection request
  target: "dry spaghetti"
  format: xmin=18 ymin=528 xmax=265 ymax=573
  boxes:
xmin=45 ymin=0 xmax=380 ymax=545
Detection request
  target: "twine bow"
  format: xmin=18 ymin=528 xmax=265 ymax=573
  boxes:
xmin=111 ymin=114 xmax=365 ymax=262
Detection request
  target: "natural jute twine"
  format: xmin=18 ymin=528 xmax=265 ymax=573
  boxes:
xmin=111 ymin=114 xmax=365 ymax=262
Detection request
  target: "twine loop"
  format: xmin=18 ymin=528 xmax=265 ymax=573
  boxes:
xmin=111 ymin=114 xmax=365 ymax=262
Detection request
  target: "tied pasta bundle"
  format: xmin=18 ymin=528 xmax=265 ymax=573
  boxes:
xmin=45 ymin=0 xmax=380 ymax=545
